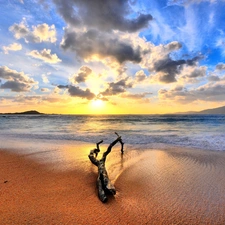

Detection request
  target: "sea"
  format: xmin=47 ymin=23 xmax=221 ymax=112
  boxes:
xmin=0 ymin=114 xmax=225 ymax=152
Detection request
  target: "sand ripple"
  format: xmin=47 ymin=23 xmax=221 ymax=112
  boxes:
xmin=115 ymin=148 xmax=225 ymax=224
xmin=1 ymin=147 xmax=225 ymax=224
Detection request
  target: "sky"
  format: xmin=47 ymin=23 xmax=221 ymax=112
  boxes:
xmin=1 ymin=0 xmax=225 ymax=114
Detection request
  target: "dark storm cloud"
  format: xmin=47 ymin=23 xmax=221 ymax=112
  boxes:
xmin=61 ymin=29 xmax=142 ymax=64
xmin=53 ymin=0 xmax=152 ymax=64
xmin=0 ymin=66 xmax=37 ymax=92
xmin=53 ymin=0 xmax=152 ymax=32
xmin=100 ymin=78 xmax=133 ymax=96
xmin=68 ymin=85 xmax=95 ymax=99
xmin=153 ymin=55 xmax=202 ymax=83
xmin=57 ymin=85 xmax=69 ymax=89
xmin=0 ymin=66 xmax=29 ymax=83
xmin=154 ymin=59 xmax=186 ymax=83
xmin=0 ymin=81 xmax=30 ymax=92
xmin=57 ymin=84 xmax=95 ymax=100
xmin=74 ymin=66 xmax=92 ymax=83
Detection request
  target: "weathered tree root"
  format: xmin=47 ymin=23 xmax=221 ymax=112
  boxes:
xmin=88 ymin=133 xmax=124 ymax=203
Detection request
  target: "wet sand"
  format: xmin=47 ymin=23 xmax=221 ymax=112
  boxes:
xmin=1 ymin=145 xmax=225 ymax=224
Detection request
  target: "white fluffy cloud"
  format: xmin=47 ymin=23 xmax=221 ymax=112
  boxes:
xmin=41 ymin=88 xmax=50 ymax=92
xmin=135 ymin=70 xmax=148 ymax=83
xmin=9 ymin=21 xmax=57 ymax=43
xmin=28 ymin=49 xmax=61 ymax=64
xmin=3 ymin=43 xmax=22 ymax=54
xmin=159 ymin=80 xmax=225 ymax=103
xmin=42 ymin=74 xmax=50 ymax=84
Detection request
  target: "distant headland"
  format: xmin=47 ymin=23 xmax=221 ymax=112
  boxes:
xmin=177 ymin=105 xmax=225 ymax=114
xmin=0 ymin=110 xmax=43 ymax=115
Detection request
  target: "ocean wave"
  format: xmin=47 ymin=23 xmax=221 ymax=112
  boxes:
xmin=0 ymin=114 xmax=225 ymax=151
xmin=1 ymin=131 xmax=225 ymax=151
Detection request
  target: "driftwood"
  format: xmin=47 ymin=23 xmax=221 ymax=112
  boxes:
xmin=88 ymin=132 xmax=124 ymax=202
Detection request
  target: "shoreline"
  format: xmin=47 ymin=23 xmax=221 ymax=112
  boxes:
xmin=1 ymin=146 xmax=225 ymax=224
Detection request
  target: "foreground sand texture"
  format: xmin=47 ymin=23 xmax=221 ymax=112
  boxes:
xmin=1 ymin=146 xmax=225 ymax=224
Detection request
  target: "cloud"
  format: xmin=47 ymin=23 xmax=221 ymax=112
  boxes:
xmin=42 ymin=74 xmax=49 ymax=83
xmin=41 ymin=88 xmax=50 ymax=92
xmin=0 ymin=66 xmax=37 ymax=92
xmin=9 ymin=94 xmax=70 ymax=104
xmin=172 ymin=5 xmax=204 ymax=52
xmin=208 ymin=75 xmax=220 ymax=82
xmin=135 ymin=70 xmax=148 ymax=82
xmin=195 ymin=81 xmax=225 ymax=101
xmin=61 ymin=29 xmax=142 ymax=64
xmin=9 ymin=21 xmax=57 ymax=43
xmin=159 ymin=85 xmax=198 ymax=105
xmin=28 ymin=49 xmax=61 ymax=64
xmin=57 ymin=84 xmax=95 ymax=100
xmin=216 ymin=36 xmax=225 ymax=56
xmin=100 ymin=77 xmax=133 ymax=96
xmin=95 ymin=94 xmax=108 ymax=102
xmin=32 ymin=24 xmax=57 ymax=43
xmin=216 ymin=63 xmax=225 ymax=71
xmin=57 ymin=85 xmax=68 ymax=89
xmin=153 ymin=59 xmax=186 ymax=83
xmin=0 ymin=81 xmax=30 ymax=92
xmin=148 ymin=9 xmax=176 ymax=44
xmin=120 ymin=92 xmax=152 ymax=100
xmin=142 ymin=41 xmax=203 ymax=84
xmin=167 ymin=0 xmax=217 ymax=6
xmin=3 ymin=43 xmax=22 ymax=54
xmin=166 ymin=41 xmax=183 ymax=52
xmin=53 ymin=0 xmax=153 ymax=66
xmin=142 ymin=41 xmax=181 ymax=69
xmin=159 ymin=80 xmax=225 ymax=103
xmin=53 ymin=0 xmax=152 ymax=32
xmin=73 ymin=66 xmax=92 ymax=83
xmin=151 ymin=57 xmax=202 ymax=84
xmin=179 ymin=65 xmax=207 ymax=83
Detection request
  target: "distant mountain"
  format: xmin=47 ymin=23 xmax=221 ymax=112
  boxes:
xmin=197 ymin=105 xmax=225 ymax=114
xmin=177 ymin=105 xmax=225 ymax=114
xmin=0 ymin=110 xmax=43 ymax=115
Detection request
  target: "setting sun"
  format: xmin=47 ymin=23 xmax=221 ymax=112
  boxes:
xmin=91 ymin=99 xmax=104 ymax=108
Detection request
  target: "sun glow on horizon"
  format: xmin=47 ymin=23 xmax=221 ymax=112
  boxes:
xmin=91 ymin=99 xmax=104 ymax=109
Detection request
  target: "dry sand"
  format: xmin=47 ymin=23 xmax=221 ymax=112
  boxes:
xmin=1 ymin=144 xmax=225 ymax=224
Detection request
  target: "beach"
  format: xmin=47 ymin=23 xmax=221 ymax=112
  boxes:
xmin=1 ymin=143 xmax=225 ymax=224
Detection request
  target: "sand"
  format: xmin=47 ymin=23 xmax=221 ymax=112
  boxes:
xmin=1 ymin=144 xmax=225 ymax=224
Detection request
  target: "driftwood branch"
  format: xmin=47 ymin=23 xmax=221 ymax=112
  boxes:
xmin=88 ymin=133 xmax=124 ymax=202
xmin=115 ymin=132 xmax=124 ymax=154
